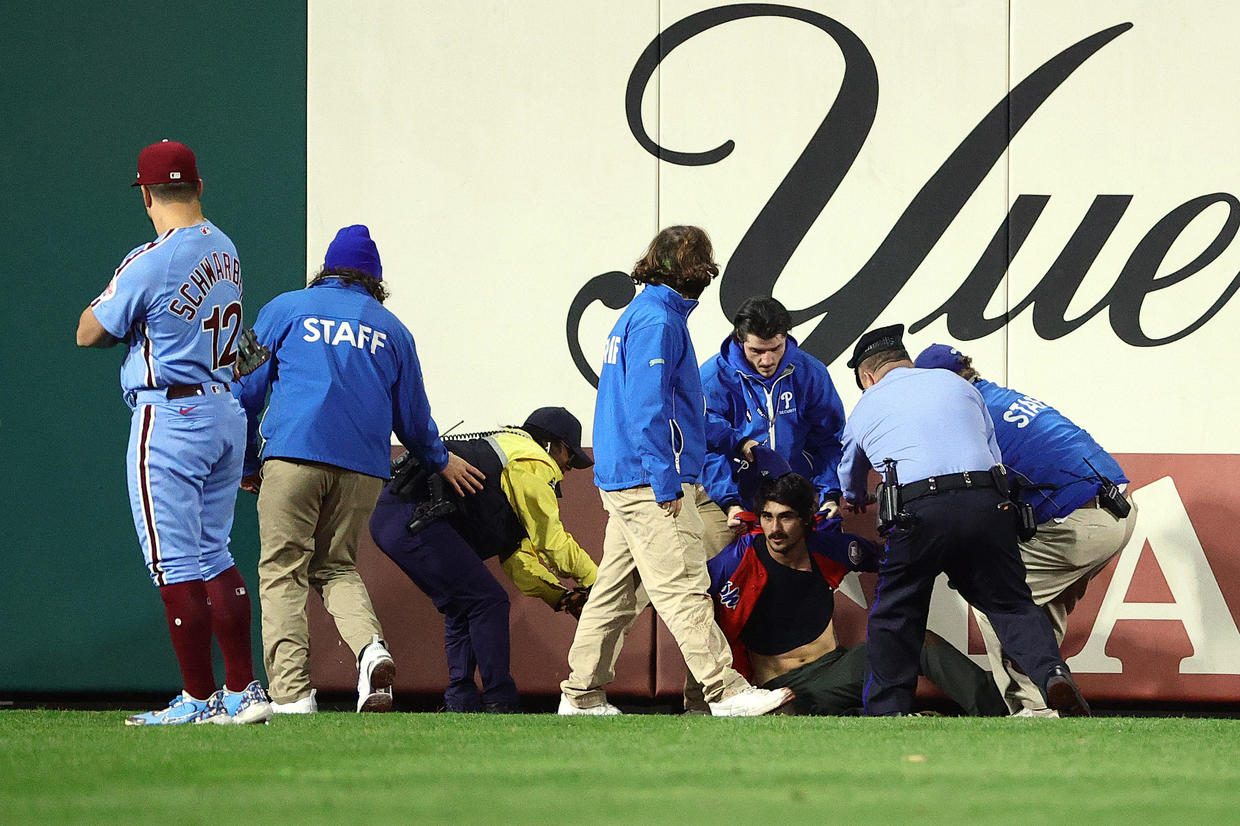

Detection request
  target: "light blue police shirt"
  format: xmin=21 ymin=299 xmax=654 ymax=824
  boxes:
xmin=838 ymin=367 xmax=1002 ymax=501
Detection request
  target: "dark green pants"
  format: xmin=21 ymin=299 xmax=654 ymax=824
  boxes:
xmin=762 ymin=637 xmax=1006 ymax=716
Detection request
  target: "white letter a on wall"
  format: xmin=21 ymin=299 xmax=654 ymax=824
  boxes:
xmin=1069 ymin=477 xmax=1240 ymax=674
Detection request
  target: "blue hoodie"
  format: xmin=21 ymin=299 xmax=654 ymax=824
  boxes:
xmin=974 ymin=379 xmax=1127 ymax=523
xmin=699 ymin=335 xmax=846 ymax=508
xmin=593 ymin=284 xmax=731 ymax=501
xmin=235 ymin=278 xmax=450 ymax=478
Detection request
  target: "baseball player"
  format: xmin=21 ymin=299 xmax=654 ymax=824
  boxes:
xmin=76 ymin=140 xmax=271 ymax=726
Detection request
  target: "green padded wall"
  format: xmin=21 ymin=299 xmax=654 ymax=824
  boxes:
xmin=0 ymin=2 xmax=306 ymax=692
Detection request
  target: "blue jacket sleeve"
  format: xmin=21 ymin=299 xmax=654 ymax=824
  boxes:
xmin=802 ymin=367 xmax=846 ymax=499
xmin=700 ymin=365 xmax=742 ymax=506
xmin=707 ymin=540 xmax=745 ymax=597
xmin=391 ymin=331 xmax=450 ymax=473
xmin=808 ymin=522 xmax=878 ymax=572
xmin=234 ymin=301 xmax=283 ymax=476
xmin=624 ymin=322 xmax=684 ymax=502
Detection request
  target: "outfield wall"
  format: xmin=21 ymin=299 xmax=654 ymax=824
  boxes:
xmin=4 ymin=2 xmax=1238 ymax=703
xmin=307 ymin=1 xmax=1240 ymax=703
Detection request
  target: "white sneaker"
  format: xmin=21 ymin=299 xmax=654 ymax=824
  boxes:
xmin=357 ymin=635 xmax=396 ymax=713
xmin=272 ymin=689 xmax=318 ymax=715
xmin=708 ymin=686 xmax=795 ymax=717
xmin=1011 ymin=706 xmax=1059 ymax=718
xmin=557 ymin=694 xmax=622 ymax=716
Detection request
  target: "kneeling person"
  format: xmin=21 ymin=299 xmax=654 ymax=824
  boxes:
xmin=707 ymin=452 xmax=1005 ymax=716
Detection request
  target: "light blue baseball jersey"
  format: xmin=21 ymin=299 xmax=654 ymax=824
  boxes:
xmin=90 ymin=221 xmax=242 ymax=394
xmin=838 ymin=367 xmax=1002 ymax=501
xmin=92 ymin=220 xmax=247 ymax=586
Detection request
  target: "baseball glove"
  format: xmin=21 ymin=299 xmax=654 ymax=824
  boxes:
xmin=233 ymin=327 xmax=271 ymax=378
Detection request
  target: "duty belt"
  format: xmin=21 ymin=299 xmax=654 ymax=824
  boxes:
xmin=900 ymin=470 xmax=997 ymax=503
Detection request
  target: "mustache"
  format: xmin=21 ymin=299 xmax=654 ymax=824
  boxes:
xmin=767 ymin=532 xmax=788 ymax=541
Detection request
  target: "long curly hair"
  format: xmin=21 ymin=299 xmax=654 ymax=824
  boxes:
xmin=631 ymin=225 xmax=718 ymax=299
xmin=308 ymin=267 xmax=389 ymax=303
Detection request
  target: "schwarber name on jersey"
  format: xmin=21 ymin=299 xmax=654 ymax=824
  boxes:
xmin=91 ymin=221 xmax=243 ymax=394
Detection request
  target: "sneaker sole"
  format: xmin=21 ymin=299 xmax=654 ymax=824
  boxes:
xmin=369 ymin=658 xmax=396 ymax=692
xmin=359 ymin=689 xmax=394 ymax=713
xmin=233 ymin=703 xmax=274 ymax=725
xmin=1046 ymin=678 xmax=1092 ymax=717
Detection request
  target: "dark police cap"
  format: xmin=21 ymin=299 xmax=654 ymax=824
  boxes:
xmin=846 ymin=324 xmax=906 ymax=369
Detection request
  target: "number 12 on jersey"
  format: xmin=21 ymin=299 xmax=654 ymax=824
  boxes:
xmin=202 ymin=301 xmax=242 ymax=369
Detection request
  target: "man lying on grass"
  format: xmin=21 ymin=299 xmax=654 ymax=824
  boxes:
xmin=706 ymin=448 xmax=1006 ymax=716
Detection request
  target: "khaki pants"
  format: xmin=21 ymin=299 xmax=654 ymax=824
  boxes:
xmin=693 ymin=487 xmax=736 ymax=559
xmin=561 ymin=484 xmax=749 ymax=706
xmin=257 ymin=459 xmax=385 ymax=704
xmin=975 ymin=498 xmax=1137 ymax=712
xmin=682 ymin=487 xmax=738 ymax=711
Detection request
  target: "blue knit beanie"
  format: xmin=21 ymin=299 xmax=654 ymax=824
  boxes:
xmin=324 ymin=224 xmax=383 ymax=280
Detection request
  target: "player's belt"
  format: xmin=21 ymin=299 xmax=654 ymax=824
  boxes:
xmin=900 ymin=470 xmax=997 ymax=502
xmin=165 ymin=382 xmax=230 ymax=399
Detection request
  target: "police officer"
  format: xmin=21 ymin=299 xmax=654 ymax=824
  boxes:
xmin=914 ymin=343 xmax=1137 ymax=716
xmin=370 ymin=407 xmax=599 ymax=713
xmin=236 ymin=225 xmax=484 ymax=714
xmin=698 ymin=296 xmax=847 ymax=555
xmin=838 ymin=325 xmax=1089 ymax=716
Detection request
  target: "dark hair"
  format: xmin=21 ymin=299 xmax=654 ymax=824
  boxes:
xmin=956 ymin=354 xmax=981 ymax=383
xmin=858 ymin=347 xmax=911 ymax=378
xmin=146 ymin=181 xmax=200 ymax=204
xmin=755 ymin=473 xmax=817 ymax=526
xmin=733 ymin=296 xmax=791 ymax=342
xmin=309 ymin=266 xmax=389 ymax=303
xmin=631 ymin=225 xmax=718 ymax=297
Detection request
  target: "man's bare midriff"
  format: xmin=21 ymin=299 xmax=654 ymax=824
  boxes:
xmin=749 ymin=620 xmax=840 ymax=686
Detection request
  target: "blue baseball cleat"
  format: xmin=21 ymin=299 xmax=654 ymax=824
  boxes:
xmin=125 ymin=693 xmax=210 ymax=726
xmin=196 ymin=680 xmax=274 ymax=725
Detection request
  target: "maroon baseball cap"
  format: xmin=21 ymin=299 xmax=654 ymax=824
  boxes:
xmin=132 ymin=140 xmax=200 ymax=187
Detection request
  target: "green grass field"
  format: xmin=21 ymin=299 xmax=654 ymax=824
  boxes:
xmin=2 ymin=711 xmax=1237 ymax=824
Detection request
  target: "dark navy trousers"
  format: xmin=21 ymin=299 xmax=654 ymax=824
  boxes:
xmin=369 ymin=492 xmax=519 ymax=710
xmin=863 ymin=488 xmax=1064 ymax=716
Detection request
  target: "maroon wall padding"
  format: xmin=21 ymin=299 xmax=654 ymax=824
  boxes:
xmin=310 ymin=453 xmax=1240 ymax=703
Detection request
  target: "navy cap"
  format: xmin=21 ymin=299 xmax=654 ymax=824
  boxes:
xmin=324 ymin=225 xmax=383 ymax=281
xmin=846 ymin=324 xmax=905 ymax=369
xmin=914 ymin=343 xmax=967 ymax=372
xmin=524 ymin=407 xmax=592 ymax=469
xmin=847 ymin=323 xmax=905 ymax=389
xmin=736 ymin=445 xmax=792 ymax=511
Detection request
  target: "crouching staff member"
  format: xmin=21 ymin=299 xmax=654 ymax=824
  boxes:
xmin=840 ymin=324 xmax=1091 ymax=716
xmin=370 ymin=407 xmax=599 ymax=713
xmin=236 ymin=225 xmax=484 ymax=715
xmin=915 ymin=344 xmax=1137 ymax=716
xmin=707 ymin=448 xmax=1006 ymax=716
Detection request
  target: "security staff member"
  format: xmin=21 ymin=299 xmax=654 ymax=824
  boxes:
xmin=698 ymin=297 xmax=847 ymax=554
xmin=915 ymin=343 xmax=1137 ymax=715
xmin=838 ymin=325 xmax=1089 ymax=716
xmin=370 ymin=407 xmax=599 ymax=713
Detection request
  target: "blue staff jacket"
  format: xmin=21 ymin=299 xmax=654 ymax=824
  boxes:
xmin=235 ymin=278 xmax=450 ymax=479
xmin=593 ymin=284 xmax=732 ymax=501
xmin=699 ymin=335 xmax=846 ymax=508
xmin=975 ymin=379 xmax=1127 ymax=523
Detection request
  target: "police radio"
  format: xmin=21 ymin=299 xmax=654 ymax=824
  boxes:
xmin=1083 ymin=457 xmax=1132 ymax=519
xmin=876 ymin=458 xmax=915 ymax=536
